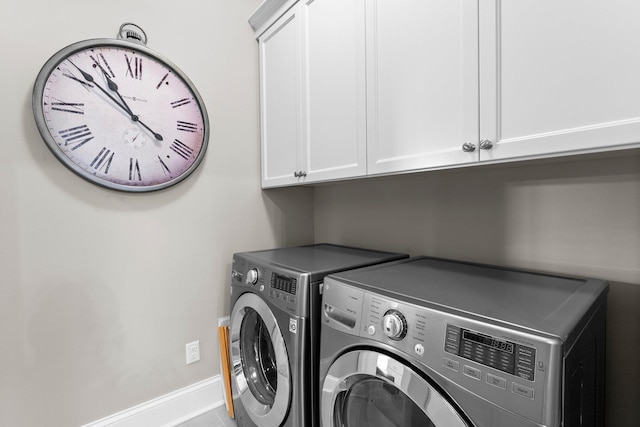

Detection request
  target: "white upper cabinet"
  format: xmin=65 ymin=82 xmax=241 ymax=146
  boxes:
xmin=256 ymin=0 xmax=366 ymax=188
xmin=366 ymin=0 xmax=480 ymax=175
xmin=301 ymin=0 xmax=367 ymax=183
xmin=253 ymin=0 xmax=640 ymax=187
xmin=479 ymin=0 xmax=640 ymax=161
xmin=259 ymin=5 xmax=303 ymax=187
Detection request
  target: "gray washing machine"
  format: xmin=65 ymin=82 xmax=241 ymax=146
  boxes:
xmin=319 ymin=256 xmax=608 ymax=427
xmin=229 ymin=244 xmax=407 ymax=427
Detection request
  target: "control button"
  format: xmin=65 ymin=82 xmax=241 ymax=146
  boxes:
xmin=367 ymin=324 xmax=376 ymax=336
xmin=382 ymin=309 xmax=407 ymax=340
xmin=443 ymin=357 xmax=459 ymax=372
xmin=245 ymin=268 xmax=259 ymax=285
xmin=444 ymin=325 xmax=461 ymax=355
xmin=462 ymin=365 xmax=481 ymax=381
xmin=414 ymin=343 xmax=424 ymax=356
xmin=486 ymin=373 xmax=507 ymax=390
xmin=512 ymin=382 xmax=535 ymax=399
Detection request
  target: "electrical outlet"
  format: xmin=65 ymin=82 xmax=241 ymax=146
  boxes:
xmin=186 ymin=341 xmax=200 ymax=365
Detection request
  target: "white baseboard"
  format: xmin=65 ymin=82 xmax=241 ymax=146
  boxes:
xmin=81 ymin=376 xmax=225 ymax=427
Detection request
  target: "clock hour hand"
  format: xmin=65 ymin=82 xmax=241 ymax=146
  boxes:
xmin=68 ymin=60 xmax=163 ymax=141
xmin=68 ymin=60 xmax=127 ymax=111
xmin=99 ymin=70 xmax=134 ymax=115
xmin=99 ymin=70 xmax=164 ymax=142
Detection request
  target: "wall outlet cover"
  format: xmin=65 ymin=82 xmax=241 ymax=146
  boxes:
xmin=186 ymin=341 xmax=200 ymax=365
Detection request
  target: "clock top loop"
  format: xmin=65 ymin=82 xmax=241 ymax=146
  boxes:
xmin=118 ymin=22 xmax=148 ymax=46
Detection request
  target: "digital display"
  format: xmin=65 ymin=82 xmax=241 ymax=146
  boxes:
xmin=444 ymin=325 xmax=536 ymax=381
xmin=271 ymin=273 xmax=297 ymax=295
xmin=463 ymin=330 xmax=514 ymax=354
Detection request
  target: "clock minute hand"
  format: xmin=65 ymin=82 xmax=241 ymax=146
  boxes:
xmin=67 ymin=60 xmax=131 ymax=115
xmin=68 ymin=60 xmax=163 ymax=142
xmin=100 ymin=70 xmax=134 ymax=115
xmin=100 ymin=70 xmax=164 ymax=142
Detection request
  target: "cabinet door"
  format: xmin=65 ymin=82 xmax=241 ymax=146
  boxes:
xmin=479 ymin=0 xmax=640 ymax=162
xmin=259 ymin=5 xmax=303 ymax=188
xmin=367 ymin=0 xmax=479 ymax=175
xmin=301 ymin=0 xmax=367 ymax=183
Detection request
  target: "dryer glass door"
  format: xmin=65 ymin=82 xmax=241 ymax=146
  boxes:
xmin=230 ymin=292 xmax=291 ymax=426
xmin=240 ymin=307 xmax=278 ymax=404
xmin=322 ymin=350 xmax=471 ymax=427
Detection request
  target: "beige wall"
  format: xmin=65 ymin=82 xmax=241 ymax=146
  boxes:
xmin=314 ymin=152 xmax=640 ymax=427
xmin=0 ymin=1 xmax=314 ymax=426
xmin=2 ymin=1 xmax=638 ymax=426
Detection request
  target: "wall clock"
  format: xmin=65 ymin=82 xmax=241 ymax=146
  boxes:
xmin=32 ymin=23 xmax=209 ymax=192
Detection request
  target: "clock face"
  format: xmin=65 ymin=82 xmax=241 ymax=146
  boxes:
xmin=33 ymin=39 xmax=209 ymax=192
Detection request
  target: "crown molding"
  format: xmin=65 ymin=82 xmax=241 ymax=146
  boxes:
xmin=248 ymin=0 xmax=299 ymax=38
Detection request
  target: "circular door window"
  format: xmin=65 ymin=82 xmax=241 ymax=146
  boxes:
xmin=240 ymin=307 xmax=278 ymax=405
xmin=322 ymin=350 xmax=471 ymax=427
xmin=340 ymin=377 xmax=436 ymax=426
xmin=230 ymin=292 xmax=291 ymax=426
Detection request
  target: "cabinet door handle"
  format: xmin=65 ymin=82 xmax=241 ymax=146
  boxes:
xmin=462 ymin=142 xmax=476 ymax=152
xmin=293 ymin=171 xmax=307 ymax=178
xmin=479 ymin=139 xmax=493 ymax=150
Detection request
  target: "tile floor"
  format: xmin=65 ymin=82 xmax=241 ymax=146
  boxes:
xmin=176 ymin=404 xmax=236 ymax=427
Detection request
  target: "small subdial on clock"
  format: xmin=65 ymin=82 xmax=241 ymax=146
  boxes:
xmin=123 ymin=127 xmax=148 ymax=149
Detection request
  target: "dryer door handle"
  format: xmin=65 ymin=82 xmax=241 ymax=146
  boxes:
xmin=324 ymin=304 xmax=357 ymax=329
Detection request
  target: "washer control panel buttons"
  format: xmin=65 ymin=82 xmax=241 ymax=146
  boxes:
xmin=512 ymin=382 xmax=535 ymax=399
xmin=463 ymin=365 xmax=482 ymax=381
xmin=486 ymin=373 xmax=507 ymax=390
xmin=443 ymin=357 xmax=460 ymax=372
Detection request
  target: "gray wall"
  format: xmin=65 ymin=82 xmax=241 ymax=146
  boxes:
xmin=2 ymin=0 xmax=638 ymax=426
xmin=314 ymin=152 xmax=640 ymax=426
xmin=0 ymin=1 xmax=314 ymax=426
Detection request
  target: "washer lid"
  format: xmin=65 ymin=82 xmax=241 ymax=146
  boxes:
xmin=236 ymin=244 xmax=407 ymax=281
xmin=327 ymin=256 xmax=608 ymax=338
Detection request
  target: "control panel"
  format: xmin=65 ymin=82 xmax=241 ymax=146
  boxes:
xmin=321 ymin=277 xmax=559 ymax=425
xmin=444 ymin=325 xmax=536 ymax=382
xmin=231 ymin=255 xmax=307 ymax=315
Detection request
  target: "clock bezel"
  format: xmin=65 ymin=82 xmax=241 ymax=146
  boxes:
xmin=32 ymin=37 xmax=210 ymax=193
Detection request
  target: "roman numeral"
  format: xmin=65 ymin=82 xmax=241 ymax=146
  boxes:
xmin=90 ymin=53 xmax=115 ymax=77
xmin=176 ymin=121 xmax=198 ymax=133
xmin=58 ymin=125 xmax=94 ymax=151
xmin=170 ymin=139 xmax=194 ymax=161
xmin=129 ymin=158 xmax=142 ymax=181
xmin=156 ymin=72 xmax=169 ymax=89
xmin=158 ymin=156 xmax=172 ymax=175
xmin=171 ymin=98 xmax=192 ymax=108
xmin=51 ymin=100 xmax=84 ymax=115
xmin=125 ymin=54 xmax=142 ymax=80
xmin=90 ymin=147 xmax=114 ymax=174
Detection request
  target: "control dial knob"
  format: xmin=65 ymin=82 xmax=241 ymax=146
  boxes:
xmin=382 ymin=309 xmax=407 ymax=340
xmin=245 ymin=268 xmax=259 ymax=285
